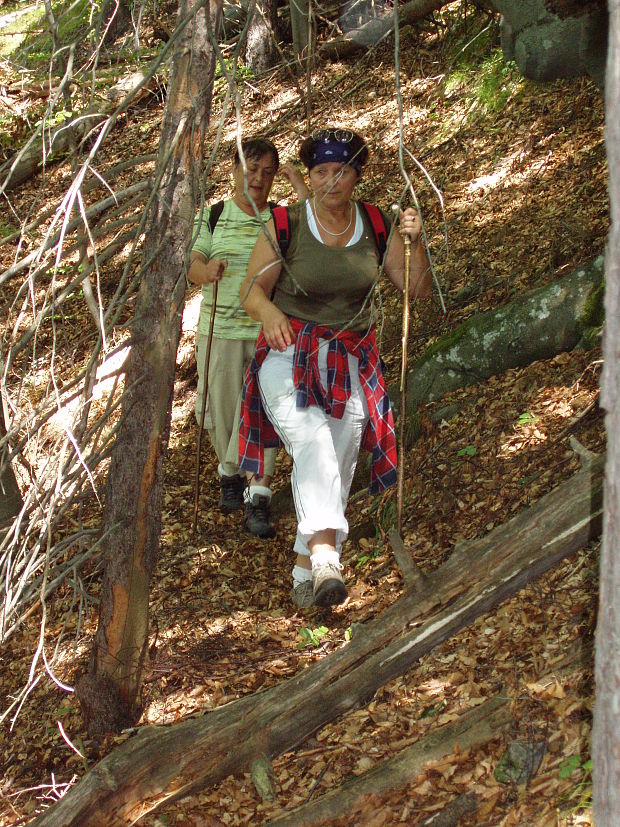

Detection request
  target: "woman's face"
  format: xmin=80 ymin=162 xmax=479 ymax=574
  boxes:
xmin=310 ymin=162 xmax=359 ymax=209
xmin=232 ymin=151 xmax=278 ymax=210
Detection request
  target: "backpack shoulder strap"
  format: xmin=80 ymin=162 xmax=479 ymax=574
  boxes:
xmin=270 ymin=205 xmax=291 ymax=257
xmin=207 ymin=200 xmax=225 ymax=234
xmin=359 ymin=201 xmax=389 ymax=264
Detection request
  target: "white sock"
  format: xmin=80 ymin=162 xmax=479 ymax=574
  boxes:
xmin=292 ymin=564 xmax=312 ymax=587
xmin=310 ymin=549 xmax=341 ymax=569
xmin=244 ymin=484 xmax=272 ymax=504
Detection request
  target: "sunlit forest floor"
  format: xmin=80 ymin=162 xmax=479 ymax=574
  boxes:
xmin=0 ymin=2 xmax=608 ymax=824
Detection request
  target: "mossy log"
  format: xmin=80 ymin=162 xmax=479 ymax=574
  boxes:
xmin=35 ymin=453 xmax=602 ymax=825
xmin=405 ymin=256 xmax=604 ymax=412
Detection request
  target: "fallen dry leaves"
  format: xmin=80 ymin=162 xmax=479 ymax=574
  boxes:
xmin=0 ymin=4 xmax=608 ymax=826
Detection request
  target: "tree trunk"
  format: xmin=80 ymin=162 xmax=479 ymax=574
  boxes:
xmin=593 ymin=4 xmax=620 ymax=822
xmin=37 ymin=453 xmax=602 ymax=825
xmin=290 ymin=0 xmax=313 ymax=69
xmin=100 ymin=0 xmax=133 ymax=46
xmin=0 ymin=404 xmax=23 ymax=528
xmin=246 ymin=0 xmax=278 ymax=73
xmin=265 ymin=697 xmax=509 ymax=827
xmin=75 ymin=0 xmax=221 ymax=736
xmin=319 ymin=0 xmax=446 ymax=60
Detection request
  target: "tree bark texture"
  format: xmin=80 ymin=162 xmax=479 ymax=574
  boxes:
xmin=0 ymin=403 xmax=23 ymax=528
xmin=38 ymin=455 xmax=602 ymax=825
xmin=319 ymin=0 xmax=445 ymax=60
xmin=77 ymin=0 xmax=220 ymax=732
xmin=246 ymin=0 xmax=278 ymax=73
xmin=593 ymin=4 xmax=620 ymax=822
xmin=290 ymin=0 xmax=313 ymax=67
xmin=405 ymin=256 xmax=604 ymax=412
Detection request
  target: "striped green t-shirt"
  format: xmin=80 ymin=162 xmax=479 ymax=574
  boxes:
xmin=192 ymin=200 xmax=271 ymax=339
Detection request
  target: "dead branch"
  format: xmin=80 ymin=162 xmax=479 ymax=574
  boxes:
xmin=265 ymin=697 xmax=508 ymax=826
xmin=34 ymin=453 xmax=602 ymax=825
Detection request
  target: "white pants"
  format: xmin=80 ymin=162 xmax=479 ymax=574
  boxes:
xmin=258 ymin=342 xmax=369 ymax=556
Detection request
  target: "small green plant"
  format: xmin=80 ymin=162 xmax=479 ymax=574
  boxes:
xmin=298 ymin=626 xmax=329 ymax=648
xmin=457 ymin=444 xmax=477 ymax=457
xmin=559 ymin=754 xmax=592 ymax=811
xmin=516 ymin=412 xmax=539 ymax=426
xmin=418 ymin=699 xmax=447 ymax=719
xmin=355 ymin=548 xmax=380 ymax=570
xmin=344 ymin=626 xmax=353 ymax=642
xmin=377 ymin=498 xmax=397 ymax=534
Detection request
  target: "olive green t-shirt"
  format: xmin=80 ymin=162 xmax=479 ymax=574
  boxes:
xmin=272 ymin=202 xmax=383 ymax=332
xmin=192 ymin=200 xmax=272 ymax=339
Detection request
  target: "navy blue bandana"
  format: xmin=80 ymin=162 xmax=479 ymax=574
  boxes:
xmin=310 ymin=140 xmax=361 ymax=173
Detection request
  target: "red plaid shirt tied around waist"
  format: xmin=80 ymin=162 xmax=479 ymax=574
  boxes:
xmin=239 ymin=318 xmax=397 ymax=494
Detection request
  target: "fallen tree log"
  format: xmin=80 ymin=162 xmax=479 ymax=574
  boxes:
xmin=0 ymin=73 xmax=160 ymax=194
xmin=35 ymin=454 xmax=603 ymax=825
xmin=318 ymin=0 xmax=446 ymax=60
xmin=265 ymin=696 xmax=509 ymax=826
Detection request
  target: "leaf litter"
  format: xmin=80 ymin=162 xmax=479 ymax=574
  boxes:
xmin=0 ymin=4 xmax=607 ymax=826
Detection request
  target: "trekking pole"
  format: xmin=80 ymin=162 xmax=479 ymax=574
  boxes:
xmin=193 ymin=282 xmax=218 ymax=531
xmin=396 ymin=235 xmax=411 ymax=536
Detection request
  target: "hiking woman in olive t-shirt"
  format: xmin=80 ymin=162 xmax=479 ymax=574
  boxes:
xmin=239 ymin=128 xmax=432 ymax=608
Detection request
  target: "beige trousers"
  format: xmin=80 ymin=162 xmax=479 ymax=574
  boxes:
xmin=195 ymin=335 xmax=276 ymax=478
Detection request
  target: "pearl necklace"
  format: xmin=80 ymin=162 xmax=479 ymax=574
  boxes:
xmin=312 ymin=197 xmax=354 ymax=237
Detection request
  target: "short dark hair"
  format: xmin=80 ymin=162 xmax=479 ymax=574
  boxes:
xmin=234 ymin=137 xmax=279 ymax=169
xmin=299 ymin=128 xmax=368 ymax=172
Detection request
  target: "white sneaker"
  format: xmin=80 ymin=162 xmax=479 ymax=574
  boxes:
xmin=291 ymin=580 xmax=315 ymax=608
xmin=312 ymin=562 xmax=347 ymax=607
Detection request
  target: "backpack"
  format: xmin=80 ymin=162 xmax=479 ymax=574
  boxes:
xmin=207 ymin=200 xmax=277 ymax=234
xmin=270 ymin=202 xmax=390 ymax=264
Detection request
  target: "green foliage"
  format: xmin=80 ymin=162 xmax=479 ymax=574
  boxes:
xmin=418 ymin=699 xmax=447 ymax=719
xmin=344 ymin=626 xmax=353 ymax=642
xmin=577 ymin=277 xmax=605 ymax=350
xmin=0 ymin=220 xmax=16 ymax=238
xmin=214 ymin=58 xmax=253 ymax=98
xmin=354 ymin=547 xmax=380 ymax=570
xmin=516 ymin=412 xmax=539 ymax=426
xmin=377 ymin=498 xmax=397 ymax=535
xmin=13 ymin=0 xmax=97 ymax=69
xmin=457 ymin=444 xmax=477 ymax=457
xmin=440 ymin=16 xmax=526 ymax=126
xmin=298 ymin=625 xmax=329 ymax=648
xmin=559 ymin=754 xmax=592 ymax=811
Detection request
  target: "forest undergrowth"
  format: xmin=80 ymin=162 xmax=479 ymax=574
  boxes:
xmin=0 ymin=2 xmax=609 ymax=824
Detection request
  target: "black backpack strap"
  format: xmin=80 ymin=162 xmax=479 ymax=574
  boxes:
xmin=360 ymin=201 xmax=389 ymax=264
xmin=271 ymin=205 xmax=291 ymax=258
xmin=207 ymin=200 xmax=225 ymax=234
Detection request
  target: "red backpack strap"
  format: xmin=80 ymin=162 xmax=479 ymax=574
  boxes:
xmin=360 ymin=202 xmax=389 ymax=264
xmin=270 ymin=205 xmax=290 ymax=257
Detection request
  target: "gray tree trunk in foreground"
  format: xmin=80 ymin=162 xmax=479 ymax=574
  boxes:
xmin=246 ymin=0 xmax=278 ymax=73
xmin=36 ymin=454 xmax=602 ymax=825
xmin=593 ymin=5 xmax=620 ymax=822
xmin=406 ymin=256 xmax=604 ymax=412
xmin=75 ymin=0 xmax=220 ymax=735
xmin=0 ymin=404 xmax=23 ymax=527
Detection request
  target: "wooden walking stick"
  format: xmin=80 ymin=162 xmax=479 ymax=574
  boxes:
xmin=387 ymin=229 xmax=425 ymax=589
xmin=192 ymin=281 xmax=218 ymax=531
xmin=396 ymin=235 xmax=411 ymax=536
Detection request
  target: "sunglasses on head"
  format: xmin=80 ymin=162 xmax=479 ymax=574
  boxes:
xmin=311 ymin=128 xmax=354 ymax=144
